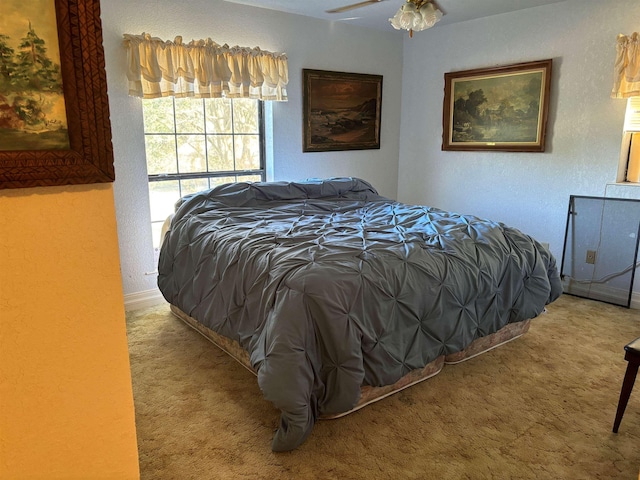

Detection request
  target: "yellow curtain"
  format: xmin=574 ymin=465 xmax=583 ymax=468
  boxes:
xmin=611 ymin=32 xmax=640 ymax=99
xmin=123 ymin=33 xmax=288 ymax=101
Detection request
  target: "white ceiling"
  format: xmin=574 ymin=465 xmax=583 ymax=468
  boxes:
xmin=223 ymin=0 xmax=568 ymax=33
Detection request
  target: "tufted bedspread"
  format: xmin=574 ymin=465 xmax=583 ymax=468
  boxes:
xmin=158 ymin=177 xmax=562 ymax=451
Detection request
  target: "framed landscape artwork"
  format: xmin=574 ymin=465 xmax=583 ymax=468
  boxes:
xmin=303 ymin=69 xmax=382 ymax=152
xmin=442 ymin=59 xmax=552 ymax=152
xmin=0 ymin=0 xmax=114 ymax=189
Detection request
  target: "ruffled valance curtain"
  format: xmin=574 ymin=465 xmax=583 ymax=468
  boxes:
xmin=611 ymin=32 xmax=640 ymax=99
xmin=123 ymin=33 xmax=288 ymax=101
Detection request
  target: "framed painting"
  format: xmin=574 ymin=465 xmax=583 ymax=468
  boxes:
xmin=0 ymin=0 xmax=114 ymax=189
xmin=442 ymin=59 xmax=552 ymax=152
xmin=303 ymin=69 xmax=382 ymax=152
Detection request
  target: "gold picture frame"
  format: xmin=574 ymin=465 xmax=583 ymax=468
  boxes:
xmin=442 ymin=59 xmax=552 ymax=152
xmin=303 ymin=69 xmax=382 ymax=152
xmin=0 ymin=0 xmax=114 ymax=189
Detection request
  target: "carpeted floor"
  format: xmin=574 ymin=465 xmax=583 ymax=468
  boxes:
xmin=126 ymin=294 xmax=640 ymax=480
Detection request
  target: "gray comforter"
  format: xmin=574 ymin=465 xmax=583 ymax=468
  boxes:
xmin=158 ymin=177 xmax=562 ymax=451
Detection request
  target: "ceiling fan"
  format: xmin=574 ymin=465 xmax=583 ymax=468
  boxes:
xmin=327 ymin=0 xmax=446 ymax=37
xmin=326 ymin=0 xmax=385 ymax=14
xmin=326 ymin=0 xmax=446 ymax=15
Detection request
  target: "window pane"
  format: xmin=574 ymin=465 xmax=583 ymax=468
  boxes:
xmin=175 ymin=98 xmax=205 ymax=133
xmin=238 ymin=174 xmax=262 ymax=183
xmin=210 ymin=176 xmax=236 ymax=188
xmin=234 ymin=135 xmax=260 ymax=170
xmin=144 ymin=97 xmax=264 ymax=256
xmin=206 ymin=135 xmax=234 ymax=171
xmin=177 ymin=135 xmax=206 ymax=173
xmin=145 ymin=135 xmax=177 ymax=175
xmin=205 ymin=98 xmax=232 ymax=133
xmin=151 ymin=221 xmax=165 ymax=251
xmin=233 ymin=99 xmax=259 ymax=133
xmin=143 ymin=97 xmax=175 ymax=133
xmin=180 ymin=178 xmax=210 ymax=196
xmin=149 ymin=180 xmax=180 ymax=223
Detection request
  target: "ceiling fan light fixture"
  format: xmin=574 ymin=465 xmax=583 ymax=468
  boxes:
xmin=389 ymin=0 xmax=442 ymax=36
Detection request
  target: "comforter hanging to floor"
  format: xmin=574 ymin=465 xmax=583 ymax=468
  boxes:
xmin=158 ymin=177 xmax=562 ymax=451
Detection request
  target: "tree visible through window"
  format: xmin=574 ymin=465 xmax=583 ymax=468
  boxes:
xmin=142 ymin=97 xmax=265 ymax=251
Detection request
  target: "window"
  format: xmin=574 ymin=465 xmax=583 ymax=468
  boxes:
xmin=142 ymin=97 xmax=265 ymax=251
xmin=621 ymin=98 xmax=640 ymax=183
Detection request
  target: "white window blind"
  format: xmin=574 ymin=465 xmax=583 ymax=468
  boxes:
xmin=624 ymin=97 xmax=640 ymax=132
xmin=623 ymin=99 xmax=640 ymax=182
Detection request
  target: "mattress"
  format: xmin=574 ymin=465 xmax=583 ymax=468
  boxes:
xmin=169 ymin=304 xmax=532 ymax=419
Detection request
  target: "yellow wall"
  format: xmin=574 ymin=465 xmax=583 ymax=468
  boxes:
xmin=0 ymin=184 xmax=139 ymax=480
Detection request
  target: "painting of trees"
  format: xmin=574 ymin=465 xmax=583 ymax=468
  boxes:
xmin=443 ymin=60 xmax=552 ymax=152
xmin=0 ymin=5 xmax=69 ymax=151
xmin=451 ymin=71 xmax=544 ymax=144
xmin=15 ymin=23 xmax=62 ymax=92
xmin=0 ymin=35 xmax=17 ymax=91
xmin=0 ymin=0 xmax=115 ymax=189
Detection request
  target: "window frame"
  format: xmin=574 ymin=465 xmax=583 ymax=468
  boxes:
xmin=146 ymin=98 xmax=266 ymax=190
xmin=143 ymin=97 xmax=267 ymax=251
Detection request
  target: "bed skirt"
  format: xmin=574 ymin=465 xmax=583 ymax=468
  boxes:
xmin=169 ymin=304 xmax=531 ymax=419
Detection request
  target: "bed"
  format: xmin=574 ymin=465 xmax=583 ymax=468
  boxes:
xmin=157 ymin=177 xmax=562 ymax=451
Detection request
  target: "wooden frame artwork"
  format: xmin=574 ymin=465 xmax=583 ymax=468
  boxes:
xmin=303 ymin=69 xmax=382 ymax=152
xmin=0 ymin=0 xmax=114 ymax=189
xmin=442 ymin=59 xmax=552 ymax=152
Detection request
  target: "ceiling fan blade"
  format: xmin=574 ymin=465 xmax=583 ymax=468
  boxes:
xmin=326 ymin=0 xmax=383 ymax=14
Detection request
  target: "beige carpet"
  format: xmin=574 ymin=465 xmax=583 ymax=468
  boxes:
xmin=126 ymin=294 xmax=640 ymax=480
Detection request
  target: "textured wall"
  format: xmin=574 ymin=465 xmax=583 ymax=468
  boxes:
xmin=104 ymin=0 xmax=640 ymax=301
xmin=0 ymin=185 xmax=139 ymax=479
xmin=101 ymin=0 xmax=404 ymax=296
xmin=397 ymin=0 xmax=638 ymax=274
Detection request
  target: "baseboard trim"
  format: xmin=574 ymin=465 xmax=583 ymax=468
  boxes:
xmin=564 ymin=281 xmax=640 ymax=310
xmin=124 ymin=288 xmax=166 ymax=311
xmin=632 ymin=291 xmax=640 ymax=310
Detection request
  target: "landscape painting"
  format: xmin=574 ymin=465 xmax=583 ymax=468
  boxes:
xmin=303 ymin=69 xmax=382 ymax=152
xmin=442 ymin=59 xmax=552 ymax=152
xmin=0 ymin=0 xmax=69 ymax=151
